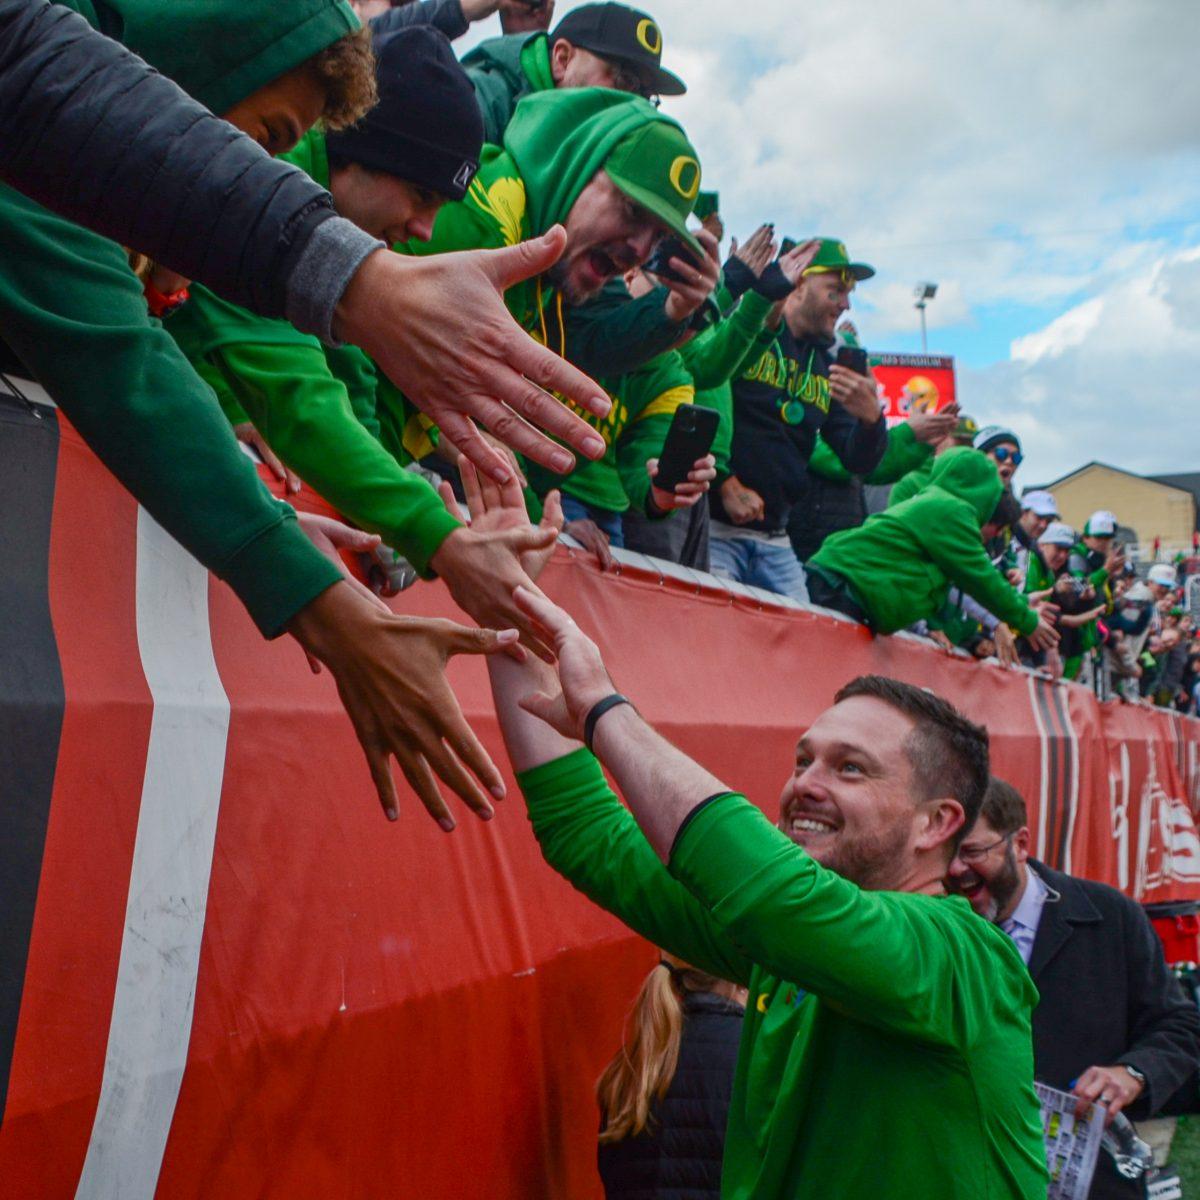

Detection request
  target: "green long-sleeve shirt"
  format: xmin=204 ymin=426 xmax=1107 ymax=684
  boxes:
xmin=519 ymin=749 xmax=1047 ymax=1200
xmin=808 ymin=419 xmax=932 ymax=486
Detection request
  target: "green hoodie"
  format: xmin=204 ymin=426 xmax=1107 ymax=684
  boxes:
xmin=460 ymin=32 xmax=556 ymax=144
xmin=809 ymin=447 xmax=1040 ymax=636
xmin=165 ymin=128 xmax=462 ymax=576
xmin=887 ymin=456 xmax=935 ymax=507
xmin=0 ymin=0 xmax=359 ymax=635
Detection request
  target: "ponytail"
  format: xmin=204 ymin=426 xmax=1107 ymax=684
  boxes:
xmin=596 ymin=957 xmax=722 ymax=1144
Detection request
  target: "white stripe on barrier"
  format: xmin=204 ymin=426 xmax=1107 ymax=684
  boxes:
xmin=75 ymin=508 xmax=230 ymax=1200
xmin=1027 ymin=674 xmax=1051 ymax=862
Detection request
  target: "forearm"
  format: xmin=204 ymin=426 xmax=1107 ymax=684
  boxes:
xmin=864 ymin=422 xmax=932 ymax=485
xmin=370 ymin=0 xmax=469 ymax=39
xmin=564 ymin=285 xmax=687 ymax=379
xmin=591 ymin=705 xmax=729 ymax=860
xmin=680 ymin=292 xmax=772 ymax=391
xmin=825 ymin=406 xmax=888 ymax=475
xmin=0 ymin=0 xmax=378 ymax=333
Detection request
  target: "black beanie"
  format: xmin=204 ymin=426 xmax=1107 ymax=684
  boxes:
xmin=325 ymin=26 xmax=483 ymax=201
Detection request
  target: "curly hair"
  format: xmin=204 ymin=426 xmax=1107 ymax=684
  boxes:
xmin=311 ymin=27 xmax=378 ymax=130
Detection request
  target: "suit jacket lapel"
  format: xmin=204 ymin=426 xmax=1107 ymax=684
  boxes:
xmin=1026 ymin=862 xmax=1100 ymax=982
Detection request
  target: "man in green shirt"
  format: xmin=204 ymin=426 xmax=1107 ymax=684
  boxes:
xmin=483 ymin=566 xmax=1049 ymax=1198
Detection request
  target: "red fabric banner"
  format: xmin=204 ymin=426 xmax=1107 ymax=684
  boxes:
xmin=1 ymin=412 xmax=1197 ymax=1199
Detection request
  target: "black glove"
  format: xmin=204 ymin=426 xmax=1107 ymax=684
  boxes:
xmin=720 ymin=255 xmax=757 ymax=300
xmin=753 ymin=261 xmax=794 ymax=301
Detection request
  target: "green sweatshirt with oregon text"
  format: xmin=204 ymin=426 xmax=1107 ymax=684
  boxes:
xmin=0 ymin=0 xmax=360 ymax=635
xmin=165 ymin=127 xmax=461 ymax=576
xmin=518 ymin=749 xmax=1047 ymax=1200
xmin=809 ymin=447 xmax=1040 ymax=635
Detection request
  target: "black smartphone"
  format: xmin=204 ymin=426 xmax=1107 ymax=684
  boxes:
xmin=644 ymin=236 xmax=699 ymax=285
xmin=835 ymin=345 xmax=870 ymax=376
xmin=653 ymin=405 xmax=720 ymax=493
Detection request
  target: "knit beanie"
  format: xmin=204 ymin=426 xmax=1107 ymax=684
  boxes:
xmin=325 ymin=26 xmax=483 ymax=201
xmin=972 ymin=424 xmax=1022 ymax=455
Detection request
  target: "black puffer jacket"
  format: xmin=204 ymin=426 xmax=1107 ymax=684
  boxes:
xmin=787 ymin=474 xmax=867 ymax=562
xmin=598 ymin=992 xmax=744 ymax=1200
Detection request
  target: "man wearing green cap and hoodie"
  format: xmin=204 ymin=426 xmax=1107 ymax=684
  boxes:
xmin=886 ymin=412 xmax=981 ymax=507
xmin=807 ymin=448 xmax=1060 ymax=650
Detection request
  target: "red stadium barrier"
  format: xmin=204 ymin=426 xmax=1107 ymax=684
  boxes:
xmin=2 ymin=399 xmax=1199 ymax=1199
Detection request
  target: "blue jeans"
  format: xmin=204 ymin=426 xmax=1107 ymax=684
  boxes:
xmin=709 ymin=534 xmax=809 ymax=602
xmin=560 ymin=494 xmax=625 ymax=548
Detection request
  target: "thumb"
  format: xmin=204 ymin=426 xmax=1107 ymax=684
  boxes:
xmin=445 ymin=625 xmax=522 ymax=657
xmin=335 ymin=528 xmax=383 ymax=552
xmin=518 ymin=690 xmax=562 ymax=725
xmin=480 ymin=226 xmax=568 ymax=290
xmin=506 ymin=524 xmax=558 ymax=551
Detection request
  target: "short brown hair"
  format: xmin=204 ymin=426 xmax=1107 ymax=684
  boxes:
xmin=311 ymin=28 xmax=378 ymax=130
xmin=834 ymin=675 xmax=990 ymax=843
xmin=979 ymin=777 xmax=1028 ymax=836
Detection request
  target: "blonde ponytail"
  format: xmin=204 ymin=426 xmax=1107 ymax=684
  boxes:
xmin=597 ymin=957 xmax=724 ymax=1144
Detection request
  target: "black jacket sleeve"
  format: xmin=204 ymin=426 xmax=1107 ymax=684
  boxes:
xmin=370 ymin=0 xmax=469 ymax=40
xmin=819 ymin=396 xmax=888 ymax=477
xmin=1119 ymin=898 xmax=1200 ymax=1116
xmin=563 ymin=281 xmax=690 ymax=378
xmin=0 ymin=0 xmax=377 ymax=331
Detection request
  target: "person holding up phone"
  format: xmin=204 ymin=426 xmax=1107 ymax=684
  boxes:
xmin=708 ymin=239 xmax=887 ymax=602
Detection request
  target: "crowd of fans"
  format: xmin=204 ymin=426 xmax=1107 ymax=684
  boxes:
xmin=5 ymin=2 xmax=1200 ymax=1197
xmin=150 ymin=0 xmax=1195 ymax=714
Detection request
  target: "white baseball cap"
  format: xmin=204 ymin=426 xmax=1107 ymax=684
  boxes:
xmin=1039 ymin=522 xmax=1076 ymax=548
xmin=1148 ymin=564 xmax=1177 ymax=587
xmin=1021 ymin=490 xmax=1059 ymax=519
xmin=1084 ymin=510 xmax=1118 ymax=537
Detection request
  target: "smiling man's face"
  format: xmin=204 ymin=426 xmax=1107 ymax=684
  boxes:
xmin=945 ymin=815 xmax=1030 ymax=922
xmin=550 ymin=170 xmax=664 ymax=304
xmin=777 ymin=696 xmax=929 ymax=890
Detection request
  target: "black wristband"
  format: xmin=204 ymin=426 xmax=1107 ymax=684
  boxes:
xmin=584 ymin=693 xmax=632 ymax=753
xmin=721 ymin=256 xmax=756 ymax=300
xmin=753 ymin=261 xmax=794 ymax=301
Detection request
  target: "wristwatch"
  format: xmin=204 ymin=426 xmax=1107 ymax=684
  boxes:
xmin=1120 ymin=1063 xmax=1147 ymax=1088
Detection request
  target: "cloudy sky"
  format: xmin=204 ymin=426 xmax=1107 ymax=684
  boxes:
xmin=459 ymin=0 xmax=1200 ymax=486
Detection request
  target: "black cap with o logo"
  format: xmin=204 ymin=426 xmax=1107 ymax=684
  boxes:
xmin=550 ymin=3 xmax=686 ymax=97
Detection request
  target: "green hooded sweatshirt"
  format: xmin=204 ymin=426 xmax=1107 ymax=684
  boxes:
xmin=0 ymin=0 xmax=359 ymax=635
xmin=460 ymin=32 xmax=556 ymax=145
xmin=165 ymin=128 xmax=462 ymax=576
xmin=809 ymin=448 xmax=1040 ymax=636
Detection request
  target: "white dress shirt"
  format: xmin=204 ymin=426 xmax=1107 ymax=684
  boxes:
xmin=1000 ymin=866 xmax=1049 ymax=965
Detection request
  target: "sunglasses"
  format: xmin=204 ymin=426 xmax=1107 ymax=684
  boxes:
xmin=991 ymin=446 xmax=1023 ymax=466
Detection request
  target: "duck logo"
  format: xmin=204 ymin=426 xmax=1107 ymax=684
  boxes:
xmin=636 ymin=18 xmax=662 ymax=55
xmin=668 ymin=155 xmax=701 ymax=201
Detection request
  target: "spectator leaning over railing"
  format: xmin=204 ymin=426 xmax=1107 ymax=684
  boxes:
xmin=462 ymin=2 xmax=686 ymax=144
xmin=163 ymin=28 xmax=561 ymax=658
xmin=1065 ymin=510 xmax=1123 ymax=685
xmin=1008 ymin=489 xmax=1059 ymax=580
xmin=973 ymin=424 xmax=1024 ymax=490
xmin=885 ymin=411 xmax=980 ymax=507
xmin=805 ymin=448 xmax=1059 ymax=651
xmin=0 ymin=0 xmax=615 ymax=826
xmin=708 ymin=239 xmax=887 ymax=601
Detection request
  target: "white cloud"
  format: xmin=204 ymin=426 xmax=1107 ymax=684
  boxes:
xmin=959 ymin=247 xmax=1200 ymax=483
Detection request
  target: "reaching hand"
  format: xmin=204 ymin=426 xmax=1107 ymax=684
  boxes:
xmin=564 ymin=517 xmax=616 ymax=571
xmin=777 ymin=238 xmax=822 ymax=286
xmin=498 ymin=0 xmax=554 ymax=32
xmin=511 ymin=586 xmax=618 ymax=740
xmin=1105 ymin=544 xmax=1127 ymax=577
xmin=334 ymin=234 xmax=611 ymax=484
xmin=234 ymin=421 xmax=301 ymax=494
xmin=648 ymin=453 xmax=716 ymax=512
xmin=1027 ymin=612 xmax=1061 ymax=652
xmin=907 ymin=402 xmax=960 ymax=446
xmin=728 ymin=224 xmax=776 ymax=277
xmin=719 ymin=475 xmax=765 ymax=525
xmin=287 ymin=583 xmax=518 ymax=827
xmin=663 ymin=229 xmax=722 ymax=322
xmin=993 ymin=623 xmax=1019 ymax=668
xmin=829 ymin=365 xmax=883 ymax=424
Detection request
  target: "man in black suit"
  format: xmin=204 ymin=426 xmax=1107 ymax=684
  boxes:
xmin=946 ymin=777 xmax=1200 ymax=1199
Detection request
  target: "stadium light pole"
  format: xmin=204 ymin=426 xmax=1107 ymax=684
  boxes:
xmin=914 ymin=282 xmax=937 ymax=353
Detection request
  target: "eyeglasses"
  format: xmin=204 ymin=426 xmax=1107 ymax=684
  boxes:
xmin=956 ymin=831 xmax=1014 ymax=864
xmin=991 ymin=447 xmax=1023 ymax=466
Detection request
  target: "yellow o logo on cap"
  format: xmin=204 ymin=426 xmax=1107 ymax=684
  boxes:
xmin=668 ymin=155 xmax=701 ymax=200
xmin=636 ymin=18 xmax=662 ymax=54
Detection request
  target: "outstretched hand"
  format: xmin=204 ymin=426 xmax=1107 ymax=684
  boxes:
xmin=511 ymin=586 xmax=618 ymax=740
xmin=335 ymin=231 xmax=611 ymax=484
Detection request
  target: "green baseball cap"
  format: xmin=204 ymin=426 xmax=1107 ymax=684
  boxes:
xmin=954 ymin=414 xmax=980 ymax=441
xmin=802 ymin=238 xmax=875 ymax=281
xmin=604 ymin=120 xmax=704 ymax=259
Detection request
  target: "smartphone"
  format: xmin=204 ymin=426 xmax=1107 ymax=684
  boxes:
xmin=653 ymin=405 xmax=720 ymax=493
xmin=644 ymin=236 xmax=700 ymax=285
xmin=835 ymin=345 xmax=870 ymax=376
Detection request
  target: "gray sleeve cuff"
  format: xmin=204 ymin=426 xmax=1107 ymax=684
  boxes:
xmin=283 ymin=216 xmax=384 ymax=346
